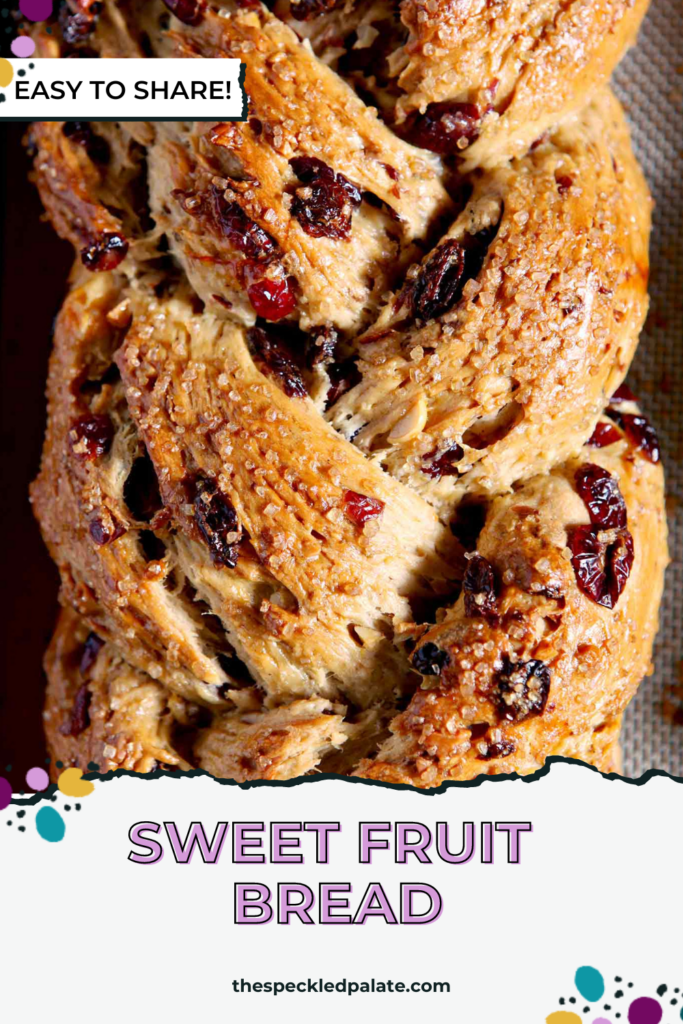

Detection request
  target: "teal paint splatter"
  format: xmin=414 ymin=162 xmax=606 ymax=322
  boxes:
xmin=36 ymin=806 xmax=65 ymax=843
xmin=575 ymin=966 xmax=605 ymax=1002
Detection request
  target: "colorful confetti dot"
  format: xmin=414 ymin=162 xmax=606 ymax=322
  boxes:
xmin=0 ymin=776 xmax=12 ymax=811
xmin=19 ymin=0 xmax=53 ymax=19
xmin=547 ymin=1014 xmax=582 ymax=1024
xmin=593 ymin=1019 xmax=612 ymax=1024
xmin=26 ymin=766 xmax=49 ymax=791
xmin=0 ymin=55 xmax=13 ymax=85
xmin=628 ymin=998 xmax=662 ymax=1024
xmin=35 ymin=806 xmax=65 ymax=843
xmin=10 ymin=35 xmax=35 ymax=57
xmin=57 ymin=767 xmax=94 ymax=798
xmin=576 ymin=968 xmax=606 ymax=1003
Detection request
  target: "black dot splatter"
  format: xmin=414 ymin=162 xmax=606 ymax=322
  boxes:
xmin=29 ymin=62 xmax=34 ymax=68
xmin=5 ymin=764 xmax=11 ymax=771
xmin=75 ymin=803 xmax=81 ymax=811
xmin=50 ymin=795 xmax=57 ymax=802
xmin=615 ymin=978 xmax=622 ymax=983
xmin=17 ymin=810 xmax=25 ymax=819
xmin=583 ymin=1008 xmax=589 ymax=1014
xmin=569 ymin=998 xmax=576 ymax=1005
xmin=615 ymin=991 xmax=624 ymax=999
xmin=605 ymin=1006 xmax=611 ymax=1011
xmin=658 ymin=986 xmax=668 ymax=997
xmin=6 ymin=820 xmax=11 ymax=826
xmin=56 ymin=761 xmax=63 ymax=769
xmin=18 ymin=68 xmax=25 ymax=76
xmin=88 ymin=762 xmax=100 ymax=771
xmin=64 ymin=805 xmax=71 ymax=812
xmin=559 ymin=999 xmax=565 ymax=1005
xmin=18 ymin=826 xmax=25 ymax=832
xmin=628 ymin=983 xmax=634 ymax=989
xmin=0 ymin=95 xmax=7 ymax=103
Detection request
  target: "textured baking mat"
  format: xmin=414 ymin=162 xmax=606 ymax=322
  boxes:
xmin=612 ymin=0 xmax=683 ymax=775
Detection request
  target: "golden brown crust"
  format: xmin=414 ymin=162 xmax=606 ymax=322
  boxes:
xmin=355 ymin=436 xmax=667 ymax=786
xmin=330 ymin=90 xmax=650 ymax=516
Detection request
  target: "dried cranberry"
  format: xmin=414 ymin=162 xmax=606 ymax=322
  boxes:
xmin=80 ymin=233 xmax=128 ymax=272
xmin=162 ymin=0 xmax=205 ymax=24
xmin=586 ymin=421 xmax=622 ymax=448
xmin=556 ymin=175 xmax=573 ymax=194
xmin=493 ymin=656 xmax=550 ymax=723
xmin=89 ymin=512 xmax=125 ymax=546
xmin=575 ymin=464 xmax=627 ymax=530
xmin=408 ymin=102 xmax=483 ymax=155
xmin=476 ymin=738 xmax=516 ymax=761
xmin=289 ymin=157 xmax=362 ymax=241
xmin=422 ymin=443 xmax=464 ymax=478
xmin=289 ymin=0 xmax=343 ymax=18
xmin=248 ymin=277 xmax=296 ymax=322
xmin=248 ymin=326 xmax=307 ymax=398
xmin=60 ymin=682 xmax=92 ymax=737
xmin=68 ymin=414 xmax=114 ymax=461
xmin=610 ymin=382 xmax=638 ymax=404
xmin=343 ymin=490 xmax=385 ymax=527
xmin=193 ymin=476 xmax=241 ymax=569
xmin=608 ymin=412 xmax=661 ymax=464
xmin=463 ymin=554 xmax=498 ymax=621
xmin=79 ymin=632 xmax=104 ymax=675
xmin=325 ymin=358 xmax=361 ymax=408
xmin=59 ymin=6 xmax=97 ymax=45
xmin=568 ymin=524 xmax=634 ymax=609
xmin=412 ymin=641 xmax=451 ymax=676
xmin=306 ymin=325 xmax=338 ymax=369
xmin=62 ymin=121 xmax=110 ymax=164
xmin=210 ymin=190 xmax=278 ymax=263
xmin=411 ymin=240 xmax=466 ymax=320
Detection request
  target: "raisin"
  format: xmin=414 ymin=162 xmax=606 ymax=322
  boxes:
xmin=463 ymin=554 xmax=498 ymax=621
xmin=422 ymin=443 xmax=464 ymax=478
xmin=162 ymin=0 xmax=205 ymax=24
xmin=326 ymin=358 xmax=361 ymax=408
xmin=412 ymin=641 xmax=451 ymax=676
xmin=493 ymin=656 xmax=550 ymax=723
xmin=60 ymin=682 xmax=92 ymax=737
xmin=80 ymin=232 xmax=128 ymax=272
xmin=575 ymin=463 xmax=627 ymax=530
xmin=289 ymin=0 xmax=343 ymax=18
xmin=62 ymin=121 xmax=110 ymax=164
xmin=123 ymin=452 xmax=163 ymax=522
xmin=412 ymin=240 xmax=466 ymax=320
xmin=290 ymin=157 xmax=362 ymax=241
xmin=248 ymin=326 xmax=307 ymax=397
xmin=343 ymin=490 xmax=385 ymax=527
xmin=609 ymin=382 xmax=638 ymax=404
xmin=193 ymin=476 xmax=242 ymax=569
xmin=68 ymin=414 xmax=114 ymax=461
xmin=408 ymin=101 xmax=483 ymax=155
xmin=608 ymin=411 xmax=660 ymax=464
xmin=586 ymin=421 xmax=622 ymax=448
xmin=79 ymin=632 xmax=104 ymax=675
xmin=568 ymin=524 xmax=634 ymax=609
xmin=247 ymin=277 xmax=297 ymax=322
xmin=556 ymin=175 xmax=573 ymax=194
xmin=306 ymin=325 xmax=338 ymax=369
xmin=450 ymin=501 xmax=487 ymax=551
xmin=210 ymin=190 xmax=278 ymax=262
xmin=89 ymin=512 xmax=125 ymax=546
xmin=476 ymin=738 xmax=516 ymax=761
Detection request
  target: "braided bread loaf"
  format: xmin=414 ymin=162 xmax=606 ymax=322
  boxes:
xmin=30 ymin=0 xmax=667 ymax=785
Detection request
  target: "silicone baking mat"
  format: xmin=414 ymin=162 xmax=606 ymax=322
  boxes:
xmin=613 ymin=0 xmax=683 ymax=775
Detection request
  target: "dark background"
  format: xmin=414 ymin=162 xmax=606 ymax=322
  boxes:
xmin=0 ymin=124 xmax=72 ymax=773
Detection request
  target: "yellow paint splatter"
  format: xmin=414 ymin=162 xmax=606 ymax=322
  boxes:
xmin=546 ymin=1014 xmax=582 ymax=1024
xmin=58 ymin=767 xmax=95 ymax=798
xmin=0 ymin=58 xmax=14 ymax=89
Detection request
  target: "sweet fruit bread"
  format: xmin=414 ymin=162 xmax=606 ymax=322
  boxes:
xmin=28 ymin=0 xmax=667 ymax=785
